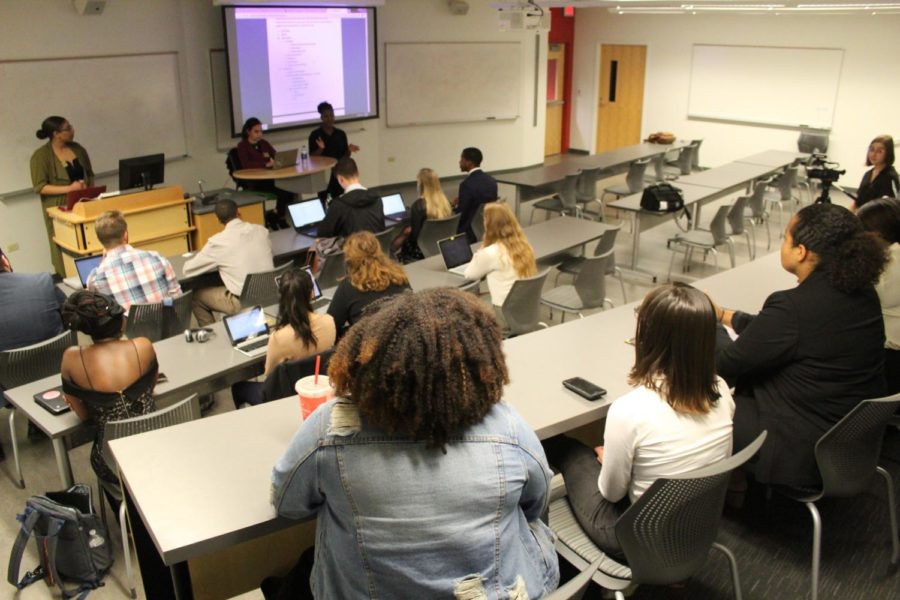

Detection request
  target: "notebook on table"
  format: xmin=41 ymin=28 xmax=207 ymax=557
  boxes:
xmin=63 ymin=254 xmax=104 ymax=289
xmin=438 ymin=235 xmax=474 ymax=277
xmin=223 ymin=306 xmax=271 ymax=357
xmin=287 ymin=199 xmax=326 ymax=237
xmin=63 ymin=185 xmax=107 ymax=211
xmin=381 ymin=193 xmax=410 ymax=221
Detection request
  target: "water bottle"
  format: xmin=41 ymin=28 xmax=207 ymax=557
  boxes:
xmin=300 ymin=144 xmax=309 ymax=167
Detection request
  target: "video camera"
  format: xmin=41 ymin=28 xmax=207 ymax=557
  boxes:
xmin=804 ymin=153 xmax=845 ymax=204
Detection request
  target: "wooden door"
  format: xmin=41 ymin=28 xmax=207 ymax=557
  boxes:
xmin=545 ymin=43 xmax=565 ymax=157
xmin=596 ymin=44 xmax=646 ymax=153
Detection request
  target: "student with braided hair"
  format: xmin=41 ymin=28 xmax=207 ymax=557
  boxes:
xmin=270 ymin=288 xmax=559 ymax=599
xmin=60 ymin=290 xmax=158 ymax=489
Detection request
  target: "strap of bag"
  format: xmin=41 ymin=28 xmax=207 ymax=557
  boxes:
xmin=8 ymin=508 xmax=42 ymax=589
xmin=41 ymin=517 xmax=100 ymax=599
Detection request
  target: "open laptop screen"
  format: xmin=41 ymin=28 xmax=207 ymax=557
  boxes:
xmin=381 ymin=193 xmax=405 ymax=215
xmin=223 ymin=306 xmax=268 ymax=345
xmin=301 ymin=266 xmax=323 ymax=300
xmin=288 ymin=199 xmax=326 ymax=228
xmin=438 ymin=235 xmax=474 ymax=270
xmin=74 ymin=255 xmax=103 ymax=287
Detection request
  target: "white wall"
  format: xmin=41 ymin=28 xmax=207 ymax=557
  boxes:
xmin=570 ymin=12 xmax=900 ymax=188
xmin=0 ymin=0 xmax=546 ymax=273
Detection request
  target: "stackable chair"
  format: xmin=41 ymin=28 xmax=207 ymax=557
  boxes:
xmin=316 ymin=249 xmax=347 ymax=290
xmin=375 ymin=224 xmax=400 ymax=258
xmin=545 ymin=559 xmax=603 ymax=600
xmin=770 ymin=393 xmax=900 ymax=600
xmin=541 ymin=250 xmax=615 ymax=322
xmin=667 ymin=205 xmax=736 ymax=280
xmin=0 ymin=329 xmax=77 ymax=488
xmin=726 ymin=196 xmax=755 ymax=260
xmin=642 ymin=153 xmax=667 ymax=185
xmin=417 ymin=214 xmax=462 ymax=258
xmin=549 ymin=432 xmax=767 ymax=600
xmin=601 ymin=158 xmax=651 ymax=207
xmin=530 ymin=173 xmax=582 ymax=224
xmin=470 ymin=202 xmax=489 ymax=242
xmin=262 ymin=349 xmax=335 ymax=402
xmin=240 ymin=262 xmax=293 ymax=308
xmin=743 ymin=178 xmax=773 ymax=250
xmin=553 ymin=225 xmax=627 ymax=304
xmin=663 ymin=142 xmax=697 ymax=179
xmin=125 ymin=291 xmax=194 ymax=342
xmin=574 ymin=168 xmax=604 ymax=219
xmin=765 ymin=165 xmax=800 ymax=234
xmin=102 ymin=394 xmax=201 ymax=598
xmin=499 ymin=269 xmax=551 ymax=337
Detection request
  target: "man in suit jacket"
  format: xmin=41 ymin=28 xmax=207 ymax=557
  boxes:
xmin=317 ymin=158 xmax=385 ymax=240
xmin=455 ymin=147 xmax=498 ymax=243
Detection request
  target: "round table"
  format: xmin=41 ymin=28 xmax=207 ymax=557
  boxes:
xmin=234 ymin=155 xmax=337 ymax=196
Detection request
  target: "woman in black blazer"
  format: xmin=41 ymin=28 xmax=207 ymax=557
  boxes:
xmin=709 ymin=203 xmax=887 ymax=486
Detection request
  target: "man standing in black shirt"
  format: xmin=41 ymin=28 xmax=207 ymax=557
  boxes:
xmin=309 ymin=101 xmax=360 ymax=200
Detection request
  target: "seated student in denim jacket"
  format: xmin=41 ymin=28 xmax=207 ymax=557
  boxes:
xmin=271 ymin=288 xmax=559 ymax=599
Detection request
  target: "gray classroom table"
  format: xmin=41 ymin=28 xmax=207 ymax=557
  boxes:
xmin=2 ymin=319 xmax=265 ymax=488
xmin=109 ymin=252 xmax=791 ymax=600
xmin=734 ymin=150 xmax=809 ymax=168
xmin=494 ymin=163 xmax=583 ymax=219
xmin=676 ymin=161 xmax=784 ymax=190
xmin=563 ymin=140 xmax=689 ymax=171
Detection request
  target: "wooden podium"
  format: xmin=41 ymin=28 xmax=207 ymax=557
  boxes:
xmin=47 ymin=186 xmax=193 ymax=278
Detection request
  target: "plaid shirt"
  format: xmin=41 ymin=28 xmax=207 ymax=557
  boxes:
xmin=88 ymin=245 xmax=182 ymax=312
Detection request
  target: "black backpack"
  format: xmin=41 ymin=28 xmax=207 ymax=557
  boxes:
xmin=640 ymin=183 xmax=685 ymax=212
xmin=7 ymin=484 xmax=113 ymax=599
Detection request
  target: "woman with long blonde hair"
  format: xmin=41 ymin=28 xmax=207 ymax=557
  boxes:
xmin=464 ymin=202 xmax=537 ymax=306
xmin=398 ymin=168 xmax=453 ymax=262
xmin=328 ymin=231 xmax=411 ymax=335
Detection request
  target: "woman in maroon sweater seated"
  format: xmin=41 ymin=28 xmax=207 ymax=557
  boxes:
xmin=235 ymin=117 xmax=293 ymax=224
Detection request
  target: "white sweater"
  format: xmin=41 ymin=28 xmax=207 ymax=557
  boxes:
xmin=463 ymin=243 xmax=519 ymax=307
xmin=876 ymin=243 xmax=900 ymax=350
xmin=599 ymin=378 xmax=735 ymax=504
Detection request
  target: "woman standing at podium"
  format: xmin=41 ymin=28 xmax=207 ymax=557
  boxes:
xmin=29 ymin=115 xmax=95 ymax=276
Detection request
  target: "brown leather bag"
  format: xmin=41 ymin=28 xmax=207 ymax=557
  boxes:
xmin=645 ymin=131 xmax=676 ymax=144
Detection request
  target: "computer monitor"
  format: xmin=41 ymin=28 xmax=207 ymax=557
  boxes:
xmin=119 ymin=153 xmax=165 ymax=191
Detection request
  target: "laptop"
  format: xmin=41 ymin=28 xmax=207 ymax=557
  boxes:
xmin=273 ymin=148 xmax=299 ymax=168
xmin=63 ymin=185 xmax=107 ymax=211
xmin=223 ymin=306 xmax=271 ymax=357
xmin=438 ymin=235 xmax=474 ymax=276
xmin=287 ymin=199 xmax=326 ymax=236
xmin=63 ymin=254 xmax=104 ymax=289
xmin=382 ymin=193 xmax=410 ymax=221
xmin=275 ymin=266 xmax=323 ymax=303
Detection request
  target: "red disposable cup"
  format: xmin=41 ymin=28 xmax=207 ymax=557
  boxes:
xmin=295 ymin=375 xmax=333 ymax=420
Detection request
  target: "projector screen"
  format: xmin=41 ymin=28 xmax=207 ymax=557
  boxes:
xmin=223 ymin=6 xmax=378 ymax=136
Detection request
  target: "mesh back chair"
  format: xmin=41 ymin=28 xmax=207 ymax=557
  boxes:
xmin=663 ymin=143 xmax=697 ymax=179
xmin=500 ymin=269 xmax=551 ymax=337
xmin=771 ymin=393 xmax=900 ymax=600
xmin=417 ymin=213 xmax=462 ymax=258
xmin=0 ymin=329 xmax=77 ymax=488
xmin=125 ymin=291 xmax=194 ymax=343
xmin=541 ymin=250 xmax=615 ymax=322
xmin=240 ymin=262 xmax=293 ymax=309
xmin=642 ymin=153 xmax=667 ymax=185
xmin=375 ymin=225 xmax=400 ymax=258
xmin=102 ymin=394 xmax=201 ymax=599
xmin=470 ymin=201 xmax=493 ymax=242
xmin=574 ymin=168 xmax=604 ymax=219
xmin=317 ymin=249 xmax=347 ymax=290
xmin=726 ymin=196 xmax=755 ymax=260
xmin=530 ymin=173 xmax=582 ymax=224
xmin=545 ymin=558 xmax=603 ymax=600
xmin=765 ymin=165 xmax=799 ymax=234
xmin=667 ymin=205 xmax=736 ymax=281
xmin=262 ymin=349 xmax=335 ymax=402
xmin=690 ymin=139 xmax=705 ymax=171
xmin=602 ymin=158 xmax=651 ymax=205
xmin=550 ymin=432 xmax=767 ymax=600
xmin=554 ymin=226 xmax=626 ymax=304
xmin=743 ymin=178 xmax=773 ymax=250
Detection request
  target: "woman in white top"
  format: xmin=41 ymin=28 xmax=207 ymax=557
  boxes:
xmin=463 ymin=202 xmax=536 ymax=306
xmin=543 ymin=283 xmax=734 ymax=556
xmin=857 ymin=197 xmax=900 ymax=394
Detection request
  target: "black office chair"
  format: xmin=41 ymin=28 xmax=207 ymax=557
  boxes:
xmin=240 ymin=263 xmax=293 ymax=309
xmin=262 ymin=350 xmax=335 ymax=402
xmin=125 ymin=291 xmax=194 ymax=342
xmin=226 ymin=147 xmax=244 ymax=188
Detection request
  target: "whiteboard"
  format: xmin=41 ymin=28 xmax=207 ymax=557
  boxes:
xmin=0 ymin=52 xmax=188 ymax=195
xmin=385 ymin=42 xmax=521 ymax=127
xmin=688 ymin=44 xmax=843 ymax=129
